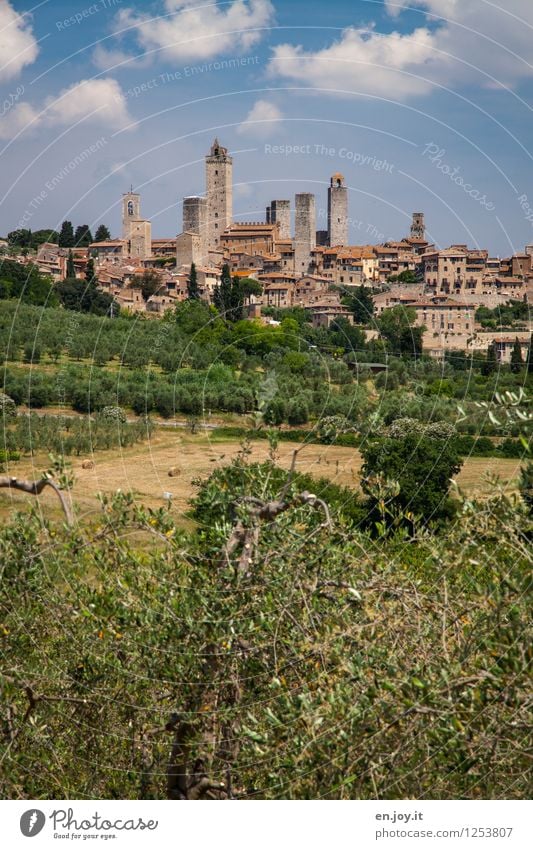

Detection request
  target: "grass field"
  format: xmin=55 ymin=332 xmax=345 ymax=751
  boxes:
xmin=0 ymin=429 xmax=524 ymax=525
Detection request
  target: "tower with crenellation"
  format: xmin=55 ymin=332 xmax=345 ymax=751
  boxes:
xmin=206 ymin=138 xmax=233 ymax=252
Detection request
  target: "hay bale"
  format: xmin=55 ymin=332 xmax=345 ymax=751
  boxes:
xmin=82 ymin=460 xmax=95 ymax=470
xmin=168 ymin=467 xmax=182 ymax=478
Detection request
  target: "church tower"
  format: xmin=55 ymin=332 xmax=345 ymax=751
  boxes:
xmin=122 ymin=190 xmax=141 ymax=241
xmin=206 ymin=139 xmax=233 ymax=252
xmin=121 ymin=189 xmax=151 ymax=259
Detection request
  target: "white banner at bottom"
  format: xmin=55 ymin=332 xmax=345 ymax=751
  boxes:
xmin=1 ymin=800 xmax=530 ymax=848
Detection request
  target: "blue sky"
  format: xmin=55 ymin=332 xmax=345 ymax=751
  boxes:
xmin=1 ymin=0 xmax=532 ymax=255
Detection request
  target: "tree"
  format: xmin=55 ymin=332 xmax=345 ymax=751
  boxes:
xmin=138 ymin=271 xmax=162 ymax=301
xmin=7 ymin=229 xmax=32 ymax=248
xmin=0 ymin=258 xmax=57 ymax=306
xmin=528 ymin=334 xmax=533 ymax=375
xmin=187 ymin=262 xmax=200 ymax=300
xmin=510 ymin=338 xmax=524 ymax=373
xmin=388 ymin=269 xmax=418 ymax=284
xmin=74 ymin=225 xmax=93 ymax=248
xmin=66 ymin=250 xmax=76 ymax=279
xmin=361 ymin=419 xmax=462 ymax=522
xmin=94 ymin=225 xmax=111 ymax=242
xmin=482 ymin=341 xmax=498 ymax=376
xmin=378 ymin=305 xmax=424 ymax=357
xmin=58 ymin=221 xmax=74 ymax=248
xmin=56 ymin=277 xmax=114 ymax=317
xmin=85 ymin=258 xmax=96 ymax=285
xmin=342 ymin=285 xmax=375 ymax=325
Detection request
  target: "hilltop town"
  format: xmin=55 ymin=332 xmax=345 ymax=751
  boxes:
xmin=3 ymin=138 xmax=532 ymax=363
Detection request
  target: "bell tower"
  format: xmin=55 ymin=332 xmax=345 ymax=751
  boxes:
xmin=122 ymin=189 xmax=141 ymax=241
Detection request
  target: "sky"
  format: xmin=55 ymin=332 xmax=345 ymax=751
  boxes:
xmin=0 ymin=0 xmax=532 ymax=255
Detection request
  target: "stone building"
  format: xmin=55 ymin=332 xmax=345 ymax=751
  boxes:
xmin=182 ymin=196 xmax=208 ymax=261
xmin=220 ymin=222 xmax=279 ymax=255
xmin=328 ymin=173 xmax=348 ymax=247
xmin=294 ymin=193 xmax=316 ymax=276
xmin=121 ymin=191 xmax=151 ymax=259
xmin=206 ymin=138 xmax=233 ymax=252
xmin=410 ymin=212 xmax=425 ymax=240
xmin=267 ymin=199 xmax=291 ymax=240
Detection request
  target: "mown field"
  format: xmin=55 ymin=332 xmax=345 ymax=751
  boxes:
xmin=0 ymin=429 xmax=523 ymax=524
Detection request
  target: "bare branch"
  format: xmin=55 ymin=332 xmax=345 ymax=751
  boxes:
xmin=0 ymin=476 xmax=73 ymax=525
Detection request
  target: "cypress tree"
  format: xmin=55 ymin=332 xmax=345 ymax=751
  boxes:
xmin=66 ymin=249 xmax=76 ymax=279
xmin=187 ymin=263 xmax=200 ymax=300
xmin=510 ymin=337 xmax=524 ymax=373
xmin=94 ymin=224 xmax=111 ymax=242
xmin=59 ymin=221 xmax=75 ymax=248
xmin=85 ymin=258 xmax=96 ymax=285
xmin=482 ymin=341 xmax=498 ymax=376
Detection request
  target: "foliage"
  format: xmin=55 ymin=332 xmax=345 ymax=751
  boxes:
xmin=361 ymin=418 xmax=462 ymax=523
xmin=0 ymin=258 xmax=57 ymax=306
xmin=341 ymin=284 xmax=375 ymax=324
xmin=0 ymin=457 xmax=530 ymax=800
xmin=56 ymin=277 xmax=115 ymax=317
xmin=7 ymin=229 xmax=59 ymax=249
xmin=94 ymin=225 xmax=112 ymax=243
xmin=58 ymin=220 xmax=75 ymax=248
xmin=138 ymin=271 xmax=162 ymax=302
xmin=378 ymin=305 xmax=424 ymax=357
xmin=510 ymin=338 xmax=524 ymax=374
xmin=74 ymin=225 xmax=93 ymax=248
xmin=187 ymin=262 xmax=199 ymax=301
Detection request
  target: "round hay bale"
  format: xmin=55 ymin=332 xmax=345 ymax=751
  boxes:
xmin=168 ymin=467 xmax=182 ymax=478
xmin=82 ymin=460 xmax=95 ymax=470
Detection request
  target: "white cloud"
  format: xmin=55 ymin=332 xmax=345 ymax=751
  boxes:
xmin=385 ymin=0 xmax=460 ymax=18
xmin=0 ymin=0 xmax=39 ymax=81
xmin=0 ymin=78 xmax=133 ymax=140
xmin=116 ymin=0 xmax=274 ymax=62
xmin=93 ymin=45 xmax=134 ymax=73
xmin=237 ymin=98 xmax=283 ymax=136
xmin=269 ymin=1 xmax=533 ymax=100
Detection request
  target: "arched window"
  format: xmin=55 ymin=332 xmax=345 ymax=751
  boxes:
xmin=127 ymin=201 xmax=134 ymax=216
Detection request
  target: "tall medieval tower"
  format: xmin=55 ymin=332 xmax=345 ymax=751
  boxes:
xmin=122 ymin=190 xmax=141 ymax=241
xmin=411 ymin=212 xmax=425 ymax=240
xmin=328 ymin=173 xmax=348 ymax=247
xmin=206 ymin=139 xmax=233 ymax=252
xmin=294 ymin=193 xmax=316 ymax=275
xmin=121 ymin=190 xmax=151 ymax=259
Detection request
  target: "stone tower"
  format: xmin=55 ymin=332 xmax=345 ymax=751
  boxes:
xmin=122 ymin=190 xmax=151 ymax=259
xmin=268 ymin=199 xmax=291 ymax=240
xmin=294 ymin=193 xmax=316 ymax=275
xmin=183 ymin=196 xmax=208 ymax=262
xmin=328 ymin=173 xmax=348 ymax=247
xmin=206 ymin=138 xmax=233 ymax=252
xmin=122 ymin=190 xmax=141 ymax=241
xmin=411 ymin=212 xmax=425 ymax=240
